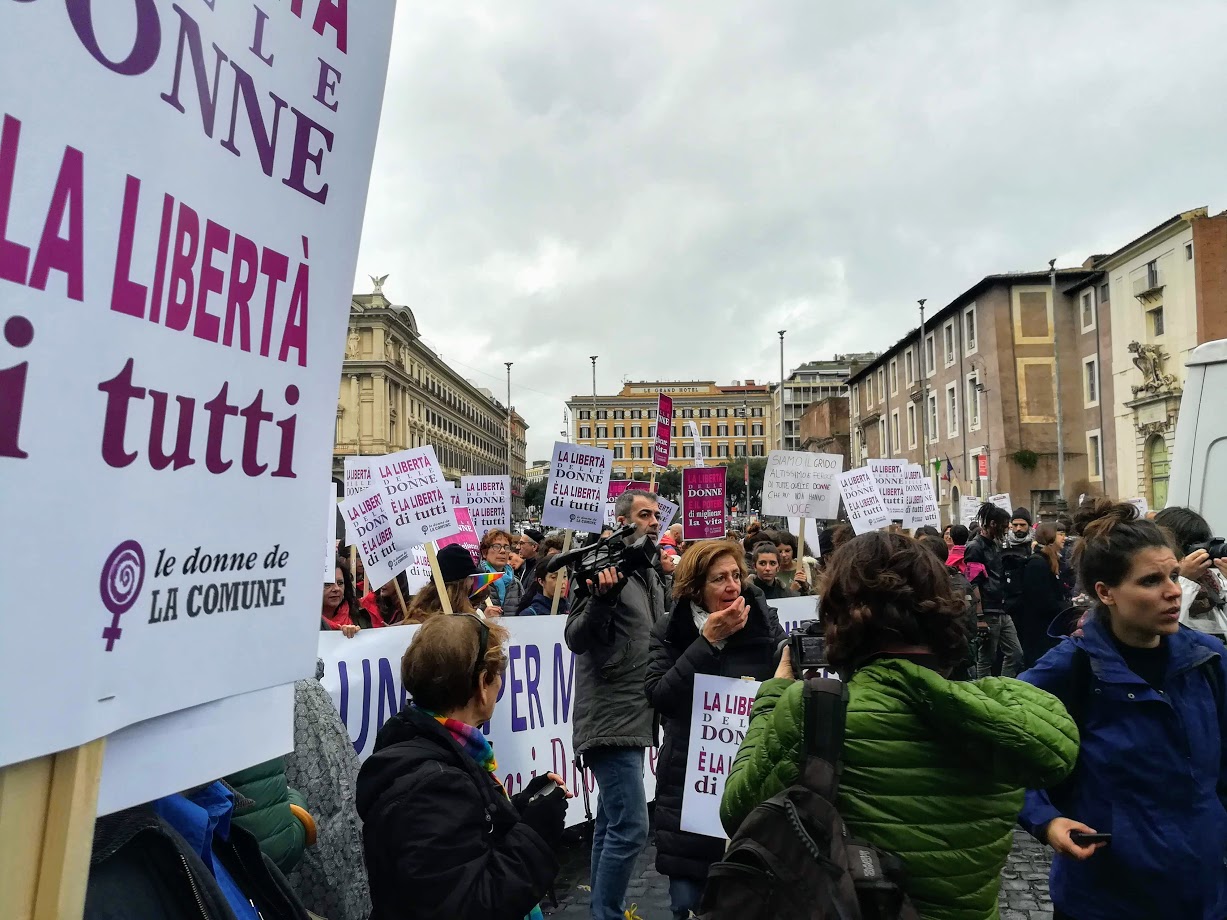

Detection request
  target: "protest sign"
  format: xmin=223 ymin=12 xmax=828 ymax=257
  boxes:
xmin=990 ymin=493 xmax=1013 ymax=515
xmin=1127 ymin=497 xmax=1149 ymax=517
xmin=867 ymin=459 xmax=907 ymax=517
xmin=961 ymin=495 xmax=982 ymax=527
xmin=657 ymin=496 xmax=680 ymax=532
xmin=542 ymin=441 xmax=613 ymax=533
xmin=0 ymin=3 xmax=396 ymax=769
xmin=462 ymin=475 xmax=512 ymax=536
xmin=404 ymin=507 xmax=482 ymax=593
xmin=326 ymin=482 xmax=340 ymax=580
xmin=653 ymin=394 xmax=673 ymax=467
xmin=340 ymin=489 xmax=413 ymax=592
xmin=787 ymin=517 xmax=822 ymax=557
xmin=774 ymin=596 xmax=821 ymax=635
xmin=343 ymin=458 xmax=374 ymax=543
xmin=683 ymin=466 xmax=727 ymax=539
xmin=373 ymin=447 xmax=457 ymax=545
xmin=903 ymin=465 xmax=941 ymax=531
xmin=762 ymin=451 xmax=844 ymax=519
xmin=681 ymin=675 xmax=761 ymax=838
xmin=319 ymin=619 xmax=659 ymax=828
xmin=607 ymin=480 xmax=632 ymax=501
xmin=686 ymin=420 xmax=705 ymax=466
xmin=838 ymin=468 xmax=891 ymax=534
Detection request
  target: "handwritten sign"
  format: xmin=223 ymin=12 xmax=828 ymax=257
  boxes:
xmin=961 ymin=495 xmax=982 ymax=527
xmin=462 ymin=475 xmax=512 ymax=536
xmin=653 ymin=393 xmax=673 ymax=467
xmin=867 ymin=459 xmax=906 ymax=518
xmin=681 ymin=675 xmax=761 ymax=838
xmin=542 ymin=441 xmax=613 ymax=533
xmin=762 ymin=450 xmax=844 ymax=520
xmin=990 ymin=493 xmax=1013 ymax=515
xmin=340 ymin=489 xmax=412 ymax=591
xmin=683 ymin=466 xmax=727 ymax=540
xmin=838 ymin=468 xmax=891 ymax=535
xmin=373 ymin=447 xmax=457 ymax=545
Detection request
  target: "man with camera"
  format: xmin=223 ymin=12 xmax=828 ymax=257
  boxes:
xmin=564 ymin=489 xmax=668 ymax=920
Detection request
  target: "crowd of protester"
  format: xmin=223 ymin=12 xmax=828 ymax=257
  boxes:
xmin=84 ymin=487 xmax=1227 ymax=920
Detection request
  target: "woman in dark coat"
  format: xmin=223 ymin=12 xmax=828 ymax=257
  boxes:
xmin=1016 ymin=522 xmax=1067 ymax=668
xmin=644 ymin=540 xmax=785 ymax=920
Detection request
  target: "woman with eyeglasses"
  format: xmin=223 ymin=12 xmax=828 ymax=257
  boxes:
xmin=357 ymin=614 xmax=570 ymax=920
xmin=322 ymin=557 xmax=378 ymax=636
xmin=479 ymin=529 xmax=522 ymax=617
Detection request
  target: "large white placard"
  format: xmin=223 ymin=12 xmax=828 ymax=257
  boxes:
xmin=960 ymin=495 xmax=982 ymax=527
xmin=340 ymin=489 xmax=413 ymax=591
xmin=343 ymin=457 xmax=374 ymax=543
xmin=838 ymin=468 xmax=891 ymax=535
xmin=318 ymin=619 xmax=659 ymax=828
xmin=657 ymin=496 xmax=680 ymax=532
xmin=903 ymin=465 xmax=941 ymax=531
xmin=990 ymin=493 xmax=1013 ymax=515
xmin=542 ymin=441 xmax=613 ymax=533
xmin=681 ymin=674 xmax=761 ymax=838
xmin=867 ymin=460 xmax=907 ymax=518
xmin=762 ymin=451 xmax=844 ymax=519
xmin=373 ymin=447 xmax=457 ymax=545
xmin=463 ymin=475 xmax=512 ymax=536
xmin=0 ymin=3 xmax=396 ymax=766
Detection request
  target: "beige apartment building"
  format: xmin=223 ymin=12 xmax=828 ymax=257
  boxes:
xmin=848 ymin=268 xmax=1105 ymax=523
xmin=566 ymin=380 xmax=774 ymax=479
xmin=333 ymin=285 xmax=528 ymax=492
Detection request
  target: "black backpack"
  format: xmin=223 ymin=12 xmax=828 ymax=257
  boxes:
xmin=698 ymin=679 xmax=919 ymax=920
xmin=1001 ymin=549 xmax=1029 ymax=613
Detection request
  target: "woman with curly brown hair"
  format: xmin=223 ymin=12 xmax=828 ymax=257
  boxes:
xmin=720 ymin=531 xmax=1079 ymax=920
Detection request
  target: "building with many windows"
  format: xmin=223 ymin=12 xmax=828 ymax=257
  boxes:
xmin=773 ymin=355 xmax=877 ymax=450
xmin=333 ymin=286 xmax=528 ymax=487
xmin=566 ymin=381 xmax=774 ymax=479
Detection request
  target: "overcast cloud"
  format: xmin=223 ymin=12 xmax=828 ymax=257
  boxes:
xmin=352 ymin=0 xmax=1227 ymax=461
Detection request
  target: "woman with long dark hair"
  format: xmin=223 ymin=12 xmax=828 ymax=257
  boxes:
xmin=322 ymin=557 xmax=379 ymax=635
xmin=722 ymin=531 xmax=1078 ymax=920
xmin=1015 ymin=522 xmax=1067 ymax=667
xmin=1019 ymin=501 xmax=1227 ymax=920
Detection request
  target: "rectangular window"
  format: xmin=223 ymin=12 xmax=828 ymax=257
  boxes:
xmin=753 ymin=407 xmax=764 ymax=417
xmin=596 ymin=410 xmax=607 ymax=420
xmin=891 ymin=411 xmax=900 ymax=453
xmin=1186 ymin=242 xmax=1194 ymax=260
xmin=631 ymin=445 xmax=643 ymax=459
xmin=700 ymin=408 xmax=711 ymax=418
xmin=752 ymin=423 xmax=764 ymax=436
xmin=1080 ymin=291 xmax=1095 ymax=332
xmin=889 ymin=359 xmax=898 ymax=396
xmin=596 ymin=426 xmax=607 ymax=438
xmin=1087 ymin=431 xmax=1103 ymax=480
xmin=905 ymin=350 xmax=915 ymax=385
xmin=631 ymin=425 xmax=642 ymax=438
xmin=717 ymin=444 xmax=729 ymax=458
xmin=672 ymin=444 xmax=679 ymax=458
xmin=735 ymin=444 xmax=746 ymax=457
xmin=967 ymin=375 xmax=980 ymax=431
xmin=964 ymin=305 xmax=977 ymax=353
xmin=927 ymin=393 xmax=938 ymax=443
xmin=925 ymin=334 xmax=936 ymax=375
xmin=1149 ymin=306 xmax=1165 ymax=337
xmin=718 ymin=408 xmax=728 ymax=417
xmin=943 ymin=322 xmax=955 ymax=366
xmin=613 ymin=446 xmax=624 ymax=459
xmin=853 ymin=384 xmax=861 ymax=414
xmin=1099 ymin=282 xmax=1110 ymax=303
xmin=682 ymin=408 xmax=694 ymax=418
xmin=613 ymin=425 xmax=625 ymax=438
xmin=752 ymin=444 xmax=765 ymax=457
xmin=907 ymin=403 xmax=917 ymax=449
xmin=877 ymin=369 xmax=886 ymax=404
xmin=735 ymin=423 xmax=746 ymax=437
xmin=1083 ymin=356 xmax=1099 ymax=406
xmin=878 ymin=418 xmax=888 ymax=454
xmin=579 ymin=410 xmax=591 ymax=420
xmin=579 ymin=426 xmax=591 ymax=439
xmin=613 ymin=410 xmax=625 ymax=419
xmin=717 ymin=424 xmax=729 ymax=436
xmin=946 ymin=384 xmax=958 ymax=437
xmin=631 ymin=409 xmax=642 ymax=419
xmin=702 ymin=424 xmax=712 ymax=437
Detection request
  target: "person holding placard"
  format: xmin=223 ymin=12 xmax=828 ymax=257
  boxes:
xmin=360 ymin=572 xmax=411 ymax=628
xmin=478 ymin=529 xmax=522 ymax=617
xmin=721 ymin=532 xmax=1078 ymax=920
xmin=565 ymin=489 xmax=668 ymax=920
xmin=404 ymin=545 xmax=503 ymax=624
xmin=769 ymin=531 xmax=815 ymax=596
xmin=357 ymin=615 xmax=569 ymax=920
xmin=645 ymin=541 xmax=784 ymax=920
xmin=322 ymin=557 xmax=380 ymax=635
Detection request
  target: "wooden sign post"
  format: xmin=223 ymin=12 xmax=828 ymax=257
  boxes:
xmin=424 ymin=542 xmax=454 ymax=616
xmin=550 ymin=530 xmax=574 ymax=615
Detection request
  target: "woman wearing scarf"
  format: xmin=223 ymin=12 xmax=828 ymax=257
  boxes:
xmin=478 ymin=529 xmax=522 ymax=616
xmin=356 ymin=615 xmax=570 ymax=920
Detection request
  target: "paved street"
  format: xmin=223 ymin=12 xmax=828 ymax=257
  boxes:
xmin=544 ymin=821 xmax=1053 ymax=920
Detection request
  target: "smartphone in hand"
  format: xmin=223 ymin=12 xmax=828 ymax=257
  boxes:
xmin=1069 ymin=830 xmax=1111 ymax=846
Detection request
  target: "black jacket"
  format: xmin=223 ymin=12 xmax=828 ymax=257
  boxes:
xmin=85 ymin=802 xmax=308 ymax=920
xmin=643 ymin=586 xmax=785 ymax=880
xmin=1015 ymin=554 xmax=1065 ymax=667
xmin=565 ymin=567 xmax=669 ymax=754
xmin=355 ymin=706 xmax=557 ymax=920
xmin=965 ymin=534 xmax=1006 ymax=614
xmin=749 ymin=575 xmax=795 ymax=600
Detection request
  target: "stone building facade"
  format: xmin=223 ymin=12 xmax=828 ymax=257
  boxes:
xmin=798 ymin=397 xmax=852 ymax=472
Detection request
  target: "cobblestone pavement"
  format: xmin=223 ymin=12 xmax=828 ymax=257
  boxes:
xmin=544 ymin=823 xmax=1053 ymax=920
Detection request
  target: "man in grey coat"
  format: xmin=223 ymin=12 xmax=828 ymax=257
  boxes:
xmin=565 ymin=489 xmax=667 ymax=920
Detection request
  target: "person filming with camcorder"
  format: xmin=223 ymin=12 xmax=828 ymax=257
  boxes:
xmin=561 ymin=489 xmax=668 ymax=920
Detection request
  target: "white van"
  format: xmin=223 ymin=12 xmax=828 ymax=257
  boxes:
xmin=1167 ymin=337 xmax=1227 ymax=637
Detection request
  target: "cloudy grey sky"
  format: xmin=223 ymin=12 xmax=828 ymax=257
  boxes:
xmin=353 ymin=0 xmax=1227 ymax=461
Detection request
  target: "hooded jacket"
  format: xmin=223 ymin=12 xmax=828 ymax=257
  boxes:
xmin=225 ymin=757 xmax=310 ymax=875
xmin=1019 ymin=618 xmax=1227 ymax=920
xmin=355 ymin=706 xmax=557 ymax=920
xmin=645 ymin=587 xmax=785 ymax=880
xmin=945 ymin=544 xmax=986 ymax=585
xmin=564 ymin=567 xmax=669 ymax=754
xmin=721 ymin=661 xmax=1078 ymax=920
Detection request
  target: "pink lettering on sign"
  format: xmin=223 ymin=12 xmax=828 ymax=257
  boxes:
xmin=682 ymin=466 xmax=726 ymax=540
xmin=653 ymin=393 xmax=672 ymax=467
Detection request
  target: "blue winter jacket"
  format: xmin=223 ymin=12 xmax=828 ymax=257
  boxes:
xmin=1018 ymin=616 xmax=1227 ymax=920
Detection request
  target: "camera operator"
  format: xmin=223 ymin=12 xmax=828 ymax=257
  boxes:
xmin=1154 ymin=506 xmax=1227 ymax=636
xmin=564 ymin=489 xmax=668 ymax=920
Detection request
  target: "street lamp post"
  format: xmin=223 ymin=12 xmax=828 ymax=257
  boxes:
xmin=918 ymin=299 xmax=929 ymax=473
xmin=590 ymin=356 xmax=598 ymax=446
xmin=504 ymin=362 xmax=513 ymax=473
xmin=1049 ymin=258 xmax=1067 ymax=510
xmin=777 ymin=330 xmax=786 ymax=451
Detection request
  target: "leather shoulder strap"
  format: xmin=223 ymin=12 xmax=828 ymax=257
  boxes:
xmin=798 ymin=677 xmax=848 ymax=802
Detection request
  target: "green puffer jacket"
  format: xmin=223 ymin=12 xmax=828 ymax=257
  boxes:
xmin=720 ymin=660 xmax=1079 ymax=920
xmin=227 ymin=757 xmax=309 ymax=875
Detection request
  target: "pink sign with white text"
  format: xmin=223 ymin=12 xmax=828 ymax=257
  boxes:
xmin=682 ymin=466 xmax=727 ymax=540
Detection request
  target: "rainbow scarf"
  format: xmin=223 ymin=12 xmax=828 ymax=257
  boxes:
xmin=427 ymin=712 xmax=544 ymax=920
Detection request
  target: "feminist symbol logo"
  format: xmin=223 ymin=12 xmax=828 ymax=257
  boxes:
xmin=100 ymin=541 xmax=145 ymax=651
